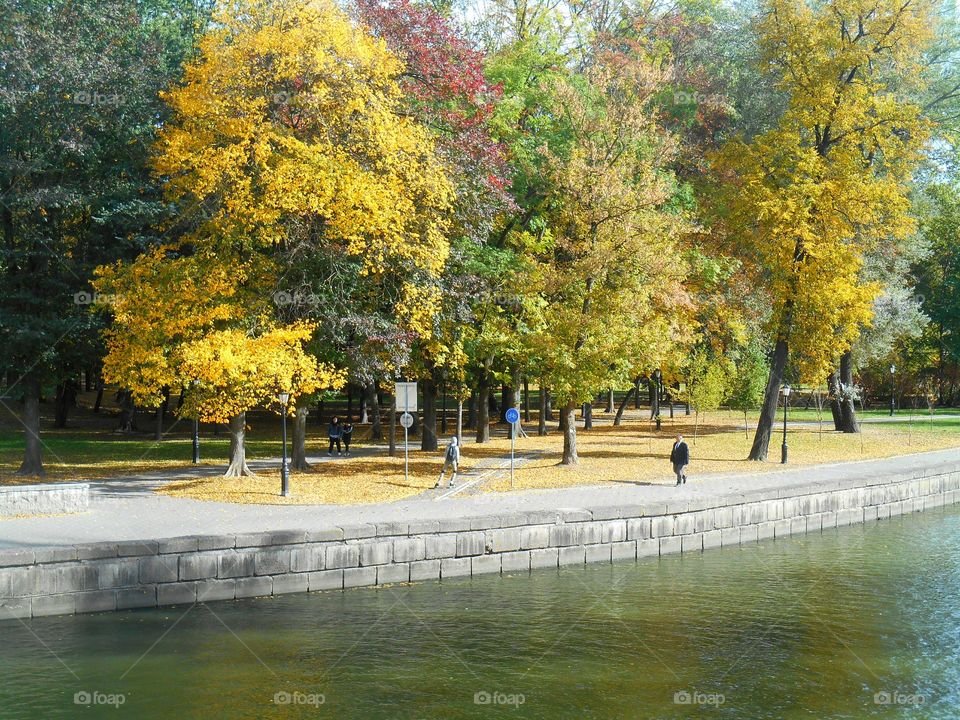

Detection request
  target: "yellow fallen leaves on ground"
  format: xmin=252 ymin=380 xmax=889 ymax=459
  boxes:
xmin=161 ymin=451 xmax=476 ymax=505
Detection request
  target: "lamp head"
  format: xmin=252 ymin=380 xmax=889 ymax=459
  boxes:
xmin=782 ymin=385 xmax=792 ymax=397
xmin=278 ymin=391 xmax=290 ymax=405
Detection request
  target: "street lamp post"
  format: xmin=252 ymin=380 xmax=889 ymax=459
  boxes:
xmin=191 ymin=379 xmax=200 ymax=464
xmin=889 ymin=364 xmax=896 ymax=417
xmin=279 ymin=391 xmax=290 ymax=497
xmin=781 ymin=384 xmax=792 ymax=464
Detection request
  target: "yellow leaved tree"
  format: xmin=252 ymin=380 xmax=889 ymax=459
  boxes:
xmin=714 ymin=0 xmax=936 ymax=460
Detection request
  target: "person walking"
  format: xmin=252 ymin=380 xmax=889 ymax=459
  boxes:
xmin=327 ymin=416 xmax=342 ymax=456
xmin=435 ymin=436 xmax=460 ymax=489
xmin=670 ymin=434 xmax=689 ymax=486
xmin=341 ymin=420 xmax=354 ymax=455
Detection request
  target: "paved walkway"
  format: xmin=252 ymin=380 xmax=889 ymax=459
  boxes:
xmin=2 ymin=446 xmax=959 ymax=549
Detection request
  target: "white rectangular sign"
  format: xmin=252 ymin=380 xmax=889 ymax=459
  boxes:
xmin=395 ymin=382 xmax=418 ymax=413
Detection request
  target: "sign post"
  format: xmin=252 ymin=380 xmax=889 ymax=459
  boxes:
xmin=399 ymin=412 xmax=414 ymax=482
xmin=505 ymin=407 xmax=520 ymax=489
xmin=395 ymin=382 xmax=418 ymax=484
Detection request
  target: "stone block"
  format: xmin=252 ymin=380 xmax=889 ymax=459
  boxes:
xmin=306 ymin=528 xmax=344 ymax=542
xmin=659 ymin=536 xmax=681 ymax=555
xmin=375 ymin=522 xmax=409 ymax=537
xmin=272 ymin=574 xmax=309 ymax=595
xmin=720 ymin=527 xmax=740 ymax=547
xmin=500 ymin=551 xmax=530 ymax=573
xmin=159 ymin=537 xmax=199 ymax=554
xmin=409 ymin=560 xmax=441 ymax=582
xmin=118 ymin=586 xmax=157 ymax=609
xmin=308 ymin=570 xmax=343 ymax=591
xmin=198 ymin=535 xmax=236 ymax=551
xmin=806 ymin=514 xmax=822 ymax=533
xmin=650 ymin=516 xmax=675 ymax=538
xmin=325 ymin=545 xmax=360 ymax=569
xmin=627 ymin=518 xmax=652 ymax=540
xmin=739 ymin=524 xmax=759 ymax=544
xmin=424 ymin=535 xmax=457 ymax=560
xmin=520 ymin=526 xmax=551 ymax=550
xmin=117 ymin=540 xmax=159 ymax=557
xmin=255 ymin=549 xmax=291 ymax=575
xmin=702 ymin=530 xmax=722 ymax=550
xmin=75 ymin=589 xmax=118 ymax=613
xmin=359 ymin=541 xmax=393 ymax=567
xmin=529 ymin=548 xmax=558 ymax=569
xmin=548 ymin=524 xmax=582 ymax=548
xmin=601 ymin=521 xmax=627 ymax=543
xmin=756 ymin=521 xmax=776 ymax=540
xmin=820 ymin=511 xmax=838 ymax=528
xmin=469 ymin=516 xmax=501 ymax=530
xmin=76 ymin=544 xmax=117 ymax=560
xmin=290 ymin=546 xmax=324 ymax=573
xmin=585 ymin=545 xmax=611 ymax=564
xmin=269 ymin=531 xmax=307 ymax=546
xmin=637 ymin=538 xmax=659 ymax=558
xmin=97 ymin=559 xmax=139 ymax=589
xmin=32 ymin=593 xmax=76 ymax=617
xmin=34 ymin=547 xmax=77 ymax=563
xmin=437 ymin=518 xmax=473 ymax=532
xmin=196 ymin=579 xmax=235 ymax=602
xmin=579 ymin=522 xmax=604 ymax=546
xmin=712 ymin=507 xmax=735 ymax=529
xmin=392 ymin=538 xmax=426 ymax=563
xmin=55 ymin=564 xmax=99 ymax=593
xmin=681 ymin=534 xmax=702 ymax=553
xmin=0 ymin=597 xmax=30 ymax=619
xmin=456 ymin=532 xmax=487 ymax=557
xmin=139 ymin=555 xmax=179 ymax=584
xmin=440 ymin=557 xmax=472 ymax=578
xmin=179 ymin=553 xmax=219 ymax=581
xmin=790 ymin=517 xmax=807 ymax=536
xmin=558 ymin=546 xmax=586 ymax=566
xmin=157 ymin=583 xmax=197 ymax=606
xmin=235 ymin=576 xmax=273 ymax=599
xmin=377 ymin=564 xmax=410 ymax=585
xmin=471 ymin=555 xmax=502 ymax=575
xmin=611 ymin=541 xmax=636 ymax=562
xmin=407 ymin=520 xmax=440 ymax=535
xmin=486 ymin=528 xmax=522 ymax=554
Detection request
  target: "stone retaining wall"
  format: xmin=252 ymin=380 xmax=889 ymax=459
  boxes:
xmin=0 ymin=483 xmax=89 ymax=518
xmin=2 ymin=465 xmax=958 ymax=620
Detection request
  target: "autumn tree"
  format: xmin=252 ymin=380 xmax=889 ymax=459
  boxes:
xmin=529 ymin=50 xmax=690 ymax=465
xmin=0 ymin=0 xmax=209 ymax=475
xmin=715 ymin=0 xmax=937 ymax=460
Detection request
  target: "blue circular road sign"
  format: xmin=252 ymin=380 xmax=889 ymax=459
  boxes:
xmin=505 ymin=407 xmax=520 ymax=424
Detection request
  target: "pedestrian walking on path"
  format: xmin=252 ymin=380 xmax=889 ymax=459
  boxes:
xmin=341 ymin=420 xmax=354 ymax=455
xmin=328 ymin=416 xmax=343 ymax=456
xmin=435 ymin=437 xmax=460 ymax=489
xmin=670 ymin=434 xmax=689 ymax=486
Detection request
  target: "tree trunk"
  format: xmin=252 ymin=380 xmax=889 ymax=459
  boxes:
xmin=582 ymin=402 xmax=593 ymax=430
xmin=561 ymin=402 xmax=578 ymax=465
xmin=634 ymin=376 xmax=642 ymax=410
xmin=117 ymin=390 xmax=136 ymax=432
xmin=545 ymin=388 xmax=553 ymax=421
xmin=316 ymin=400 xmax=324 ymax=425
xmin=523 ymin=378 xmax=531 ymax=422
xmin=441 ymin=385 xmax=448 ymax=434
xmin=538 ymin=383 xmax=548 ymax=436
xmin=500 ymin=384 xmax=512 ymax=423
xmin=154 ymin=404 xmax=163 ymax=441
xmin=15 ymin=377 xmax=44 ymax=476
xmin=614 ymin=385 xmax=636 ymax=426
xmin=828 ymin=370 xmax=843 ymax=430
xmin=456 ymin=399 xmax=463 ymax=444
xmin=346 ymin=386 xmax=353 ymax=420
xmin=366 ymin=382 xmax=382 ymax=440
xmin=648 ymin=375 xmax=660 ymax=418
xmin=93 ymin=380 xmax=104 ymax=413
xmin=606 ymin=389 xmax=614 ymax=414
xmin=749 ymin=337 xmax=789 ymax=461
xmin=53 ymin=381 xmax=70 ymax=428
xmin=291 ymin=405 xmax=311 ymax=471
xmin=838 ymin=351 xmax=860 ymax=433
xmin=224 ymin=413 xmax=254 ymax=476
xmin=466 ymin=391 xmax=477 ymax=429
xmin=360 ymin=390 xmax=369 ymax=424
xmin=388 ymin=395 xmax=397 ymax=456
xmin=421 ymin=375 xmax=438 ymax=451
xmin=476 ymin=378 xmax=491 ymax=443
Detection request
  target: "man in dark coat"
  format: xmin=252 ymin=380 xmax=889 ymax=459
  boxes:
xmin=670 ymin=434 xmax=690 ymax=486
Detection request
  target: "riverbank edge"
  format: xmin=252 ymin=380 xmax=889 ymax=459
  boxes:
xmin=2 ymin=459 xmax=959 ymax=620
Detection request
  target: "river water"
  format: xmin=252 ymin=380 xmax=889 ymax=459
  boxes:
xmin=2 ymin=505 xmax=958 ymax=719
